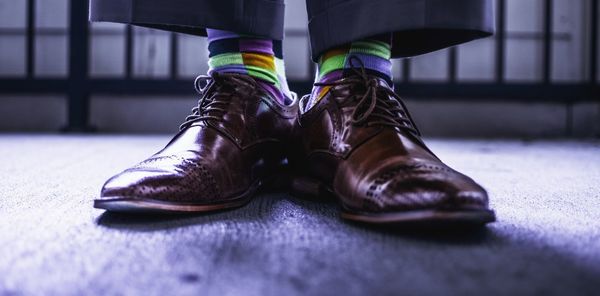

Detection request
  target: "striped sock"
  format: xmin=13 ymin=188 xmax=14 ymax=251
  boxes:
xmin=206 ymin=29 xmax=292 ymax=105
xmin=306 ymin=34 xmax=393 ymax=111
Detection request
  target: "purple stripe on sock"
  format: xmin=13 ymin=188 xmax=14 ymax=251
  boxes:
xmin=344 ymin=53 xmax=392 ymax=77
xmin=206 ymin=29 xmax=240 ymax=43
xmin=310 ymin=70 xmax=342 ymax=106
xmin=208 ymin=64 xmax=249 ymax=75
xmin=258 ymin=81 xmax=286 ymax=105
xmin=239 ymin=39 xmax=273 ymax=55
xmin=319 ymin=70 xmax=343 ymax=83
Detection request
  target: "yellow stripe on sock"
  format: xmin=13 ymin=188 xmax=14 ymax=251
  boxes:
xmin=317 ymin=85 xmax=331 ymax=100
xmin=241 ymin=52 xmax=276 ymax=72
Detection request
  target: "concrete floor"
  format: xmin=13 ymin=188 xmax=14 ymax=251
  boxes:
xmin=0 ymin=135 xmax=599 ymax=296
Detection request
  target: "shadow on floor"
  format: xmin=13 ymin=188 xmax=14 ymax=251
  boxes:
xmin=96 ymin=191 xmax=492 ymax=245
xmin=95 ymin=192 xmax=288 ymax=231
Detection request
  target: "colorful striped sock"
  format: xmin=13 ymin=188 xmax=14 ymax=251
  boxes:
xmin=306 ymin=34 xmax=393 ymax=111
xmin=206 ymin=29 xmax=292 ymax=105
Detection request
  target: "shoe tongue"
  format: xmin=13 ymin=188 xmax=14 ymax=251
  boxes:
xmin=346 ymin=74 xmax=392 ymax=89
xmin=256 ymin=80 xmax=286 ymax=105
xmin=376 ymin=77 xmax=393 ymax=88
xmin=341 ymin=67 xmax=393 ymax=88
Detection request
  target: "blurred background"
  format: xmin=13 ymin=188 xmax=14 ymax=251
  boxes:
xmin=0 ymin=0 xmax=598 ymax=137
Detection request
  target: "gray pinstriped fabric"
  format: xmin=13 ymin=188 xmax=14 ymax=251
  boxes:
xmin=90 ymin=0 xmax=493 ymax=60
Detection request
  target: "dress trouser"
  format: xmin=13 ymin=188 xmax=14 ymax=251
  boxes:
xmin=89 ymin=0 xmax=494 ymax=61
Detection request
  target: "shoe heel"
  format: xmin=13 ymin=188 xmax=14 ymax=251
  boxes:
xmin=290 ymin=176 xmax=334 ymax=200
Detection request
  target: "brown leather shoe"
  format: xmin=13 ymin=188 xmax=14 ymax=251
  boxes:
xmin=290 ymin=59 xmax=495 ymax=225
xmin=95 ymin=73 xmax=298 ymax=213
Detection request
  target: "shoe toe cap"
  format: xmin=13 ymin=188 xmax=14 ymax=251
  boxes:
xmin=100 ymin=160 xmax=221 ymax=203
xmin=100 ymin=169 xmax=181 ymax=199
xmin=359 ymin=165 xmax=489 ymax=212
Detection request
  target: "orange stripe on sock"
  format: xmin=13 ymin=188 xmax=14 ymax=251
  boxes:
xmin=321 ymin=45 xmax=350 ymax=62
xmin=241 ymin=52 xmax=276 ymax=71
xmin=317 ymin=85 xmax=331 ymax=100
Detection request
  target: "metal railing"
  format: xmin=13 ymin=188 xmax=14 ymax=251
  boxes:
xmin=0 ymin=0 xmax=598 ymax=131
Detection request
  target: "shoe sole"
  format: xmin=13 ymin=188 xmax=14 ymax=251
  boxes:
xmin=94 ymin=173 xmax=287 ymax=214
xmin=93 ymin=196 xmax=252 ymax=214
xmin=340 ymin=208 xmax=496 ymax=225
xmin=291 ymin=176 xmax=496 ymax=225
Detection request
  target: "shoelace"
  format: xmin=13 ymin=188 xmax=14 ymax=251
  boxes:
xmin=180 ymin=72 xmax=257 ymax=130
xmin=313 ymin=56 xmax=422 ymax=137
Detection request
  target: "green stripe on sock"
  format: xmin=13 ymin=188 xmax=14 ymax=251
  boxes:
xmin=349 ymin=41 xmax=391 ymax=59
xmin=318 ymin=54 xmax=347 ymax=78
xmin=208 ymin=52 xmax=243 ymax=69
xmin=247 ymin=66 xmax=280 ymax=87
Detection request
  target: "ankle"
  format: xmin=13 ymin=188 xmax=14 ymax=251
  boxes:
xmin=306 ymin=34 xmax=393 ymax=111
xmin=206 ymin=29 xmax=293 ymax=105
